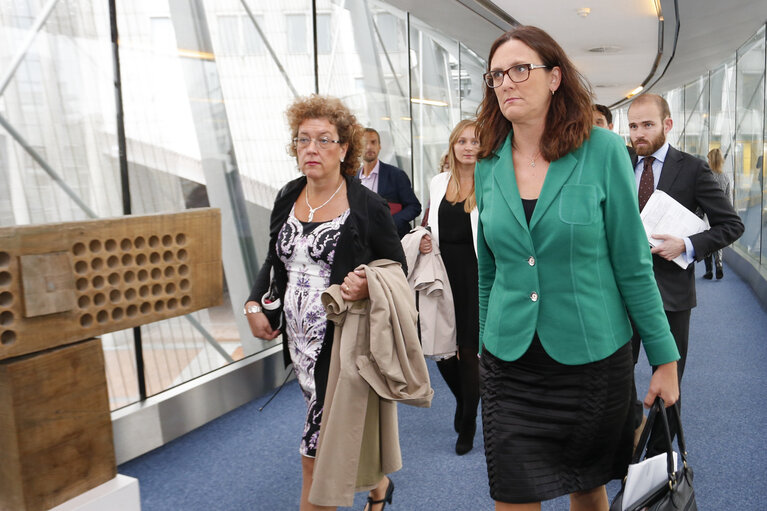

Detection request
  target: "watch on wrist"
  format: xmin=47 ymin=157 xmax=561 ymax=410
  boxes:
xmin=244 ymin=304 xmax=262 ymax=315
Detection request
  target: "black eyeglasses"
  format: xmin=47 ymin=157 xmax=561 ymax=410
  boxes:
xmin=483 ymin=63 xmax=551 ymax=88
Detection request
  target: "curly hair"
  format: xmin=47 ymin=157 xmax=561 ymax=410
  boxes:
xmin=476 ymin=26 xmax=594 ymax=162
xmin=285 ymin=94 xmax=362 ymax=176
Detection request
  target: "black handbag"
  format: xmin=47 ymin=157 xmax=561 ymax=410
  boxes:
xmin=610 ymin=398 xmax=696 ymax=511
xmin=261 ymin=267 xmax=283 ymax=331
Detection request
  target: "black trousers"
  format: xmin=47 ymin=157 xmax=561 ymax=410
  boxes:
xmin=631 ymin=309 xmax=690 ymax=457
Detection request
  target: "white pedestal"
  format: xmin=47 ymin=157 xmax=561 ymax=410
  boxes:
xmin=50 ymin=475 xmax=140 ymax=511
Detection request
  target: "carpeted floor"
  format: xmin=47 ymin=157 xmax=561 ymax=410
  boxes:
xmin=120 ymin=261 xmax=767 ymax=510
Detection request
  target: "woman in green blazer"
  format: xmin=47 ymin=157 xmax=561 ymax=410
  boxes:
xmin=474 ymin=26 xmax=680 ymax=511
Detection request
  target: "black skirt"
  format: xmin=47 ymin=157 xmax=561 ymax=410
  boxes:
xmin=480 ymin=336 xmax=634 ymax=503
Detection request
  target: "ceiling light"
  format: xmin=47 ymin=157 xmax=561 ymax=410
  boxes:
xmin=576 ymin=7 xmax=591 ymax=17
xmin=627 ymin=86 xmax=644 ymax=98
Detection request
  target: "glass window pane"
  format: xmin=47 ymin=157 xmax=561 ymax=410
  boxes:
xmin=316 ymin=13 xmax=331 ymax=55
xmin=709 ymin=62 xmax=737 ymax=204
xmin=242 ymin=14 xmax=264 ymax=55
xmin=683 ymin=76 xmax=710 ymax=160
xmin=217 ymin=15 xmax=239 ymax=55
xmin=286 ymin=14 xmax=307 ymax=54
xmin=459 ymin=43 xmax=485 ymax=119
xmin=734 ymin=26 xmax=765 ymax=261
xmin=410 ymin=17 xmax=461 ymax=207
xmin=375 ymin=12 xmax=401 ymax=52
xmin=151 ymin=17 xmax=176 ymax=52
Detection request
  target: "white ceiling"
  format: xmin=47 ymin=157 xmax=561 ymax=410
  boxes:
xmin=387 ymin=0 xmax=767 ymax=107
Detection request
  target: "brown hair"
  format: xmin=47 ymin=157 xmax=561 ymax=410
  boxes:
xmin=629 ymin=93 xmax=671 ymax=120
xmin=593 ymin=104 xmax=612 ymax=125
xmin=286 ymin=94 xmax=362 ymax=176
xmin=363 ymin=127 xmax=380 ymax=143
xmin=476 ymin=26 xmax=593 ymax=162
xmin=446 ymin=119 xmax=478 ymax=213
xmin=707 ymin=147 xmax=724 ymax=174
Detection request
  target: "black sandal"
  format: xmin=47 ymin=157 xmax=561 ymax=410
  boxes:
xmin=364 ymin=477 xmax=394 ymax=510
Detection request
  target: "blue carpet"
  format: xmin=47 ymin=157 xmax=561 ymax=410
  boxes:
xmin=120 ymin=261 xmax=767 ymax=510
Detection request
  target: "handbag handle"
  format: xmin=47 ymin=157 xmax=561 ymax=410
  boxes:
xmin=632 ymin=398 xmax=685 ymax=480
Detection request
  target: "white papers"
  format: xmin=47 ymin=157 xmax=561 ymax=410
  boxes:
xmin=640 ymin=190 xmax=707 ymax=269
xmin=622 ymin=451 xmax=678 ymax=511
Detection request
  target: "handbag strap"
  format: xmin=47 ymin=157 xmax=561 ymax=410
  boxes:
xmin=669 ymin=402 xmax=690 ymax=465
xmin=654 ymin=398 xmax=677 ymax=477
xmin=632 ymin=398 xmax=676 ymax=478
xmin=631 ymin=400 xmax=659 ymax=463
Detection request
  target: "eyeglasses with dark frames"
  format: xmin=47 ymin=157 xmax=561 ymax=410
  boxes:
xmin=293 ymin=136 xmax=342 ymax=149
xmin=483 ymin=63 xmax=551 ymax=88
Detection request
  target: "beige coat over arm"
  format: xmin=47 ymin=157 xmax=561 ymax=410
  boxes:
xmin=309 ymin=259 xmax=433 ymax=507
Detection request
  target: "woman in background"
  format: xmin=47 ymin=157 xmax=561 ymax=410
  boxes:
xmin=419 ymin=119 xmax=480 ymax=455
xmin=703 ymin=147 xmax=731 ymax=280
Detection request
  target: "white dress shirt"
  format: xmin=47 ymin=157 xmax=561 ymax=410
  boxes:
xmin=634 ymin=141 xmax=696 ymax=262
xmin=358 ymin=161 xmax=380 ymax=193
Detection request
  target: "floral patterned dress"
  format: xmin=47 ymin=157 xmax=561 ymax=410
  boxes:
xmin=276 ymin=205 xmax=350 ymax=457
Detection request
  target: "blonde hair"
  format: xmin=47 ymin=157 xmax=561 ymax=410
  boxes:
xmin=446 ymin=119 xmax=478 ymax=213
xmin=285 ymin=94 xmax=362 ymax=176
xmin=707 ymin=148 xmax=724 ymax=174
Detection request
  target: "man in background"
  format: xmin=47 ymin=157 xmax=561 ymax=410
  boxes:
xmin=593 ymin=104 xmax=614 ymax=130
xmin=627 ymin=93 xmax=743 ymax=455
xmin=358 ymin=128 xmax=421 ymax=238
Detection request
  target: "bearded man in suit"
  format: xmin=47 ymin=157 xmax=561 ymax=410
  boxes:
xmin=627 ymin=93 xmax=743 ymax=455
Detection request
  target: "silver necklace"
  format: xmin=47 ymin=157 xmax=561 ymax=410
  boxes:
xmin=305 ymin=179 xmax=344 ymax=221
xmin=527 ymin=150 xmax=541 ymax=167
xmin=513 ymin=143 xmax=541 ymax=168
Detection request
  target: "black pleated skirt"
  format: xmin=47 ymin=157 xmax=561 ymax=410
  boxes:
xmin=480 ymin=335 xmax=634 ymax=503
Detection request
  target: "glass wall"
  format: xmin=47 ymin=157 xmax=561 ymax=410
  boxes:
xmin=615 ymin=23 xmax=767 ymax=274
xmin=682 ymin=76 xmax=709 ymax=160
xmin=0 ymin=0 xmax=485 ymax=409
xmin=735 ymin=27 xmax=765 ymax=261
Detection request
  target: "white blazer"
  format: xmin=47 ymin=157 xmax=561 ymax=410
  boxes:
xmin=425 ymin=172 xmax=478 ymax=255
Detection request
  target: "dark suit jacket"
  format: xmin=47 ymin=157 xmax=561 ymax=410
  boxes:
xmin=633 ymin=145 xmax=744 ymax=311
xmin=247 ymin=174 xmax=407 ymax=408
xmin=363 ymin=161 xmax=421 ymax=238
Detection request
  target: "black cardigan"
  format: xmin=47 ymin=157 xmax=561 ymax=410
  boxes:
xmin=247 ymin=173 xmax=407 ymax=409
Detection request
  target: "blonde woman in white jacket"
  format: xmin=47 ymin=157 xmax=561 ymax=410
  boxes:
xmin=420 ymin=119 xmax=480 ymax=455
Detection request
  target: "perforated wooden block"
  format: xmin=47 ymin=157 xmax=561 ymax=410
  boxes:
xmin=0 ymin=338 xmax=116 ymax=511
xmin=0 ymin=208 xmax=223 ymax=360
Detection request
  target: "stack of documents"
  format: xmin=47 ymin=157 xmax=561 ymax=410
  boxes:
xmin=640 ymin=190 xmax=707 ymax=269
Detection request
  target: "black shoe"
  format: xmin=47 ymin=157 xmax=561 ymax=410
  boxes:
xmin=703 ymin=272 xmax=713 ymax=280
xmin=455 ymin=421 xmax=476 ymax=455
xmin=716 ymin=266 xmax=724 ymax=279
xmin=364 ymin=477 xmax=394 ymax=511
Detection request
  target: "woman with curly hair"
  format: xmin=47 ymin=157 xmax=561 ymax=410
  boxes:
xmin=246 ymin=94 xmax=405 ymax=511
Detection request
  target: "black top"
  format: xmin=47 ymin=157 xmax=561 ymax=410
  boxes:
xmin=248 ymin=174 xmax=407 ymax=408
xmin=521 ymin=198 xmax=537 ymax=225
xmin=438 ymin=197 xmax=479 ymax=349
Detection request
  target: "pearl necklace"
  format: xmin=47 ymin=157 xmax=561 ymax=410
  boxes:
xmin=305 ymin=179 xmax=344 ymax=221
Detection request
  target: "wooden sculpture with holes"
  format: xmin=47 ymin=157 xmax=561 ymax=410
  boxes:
xmin=0 ymin=208 xmax=222 ymax=511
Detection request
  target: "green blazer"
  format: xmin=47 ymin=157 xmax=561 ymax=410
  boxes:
xmin=475 ymin=127 xmax=679 ymax=366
